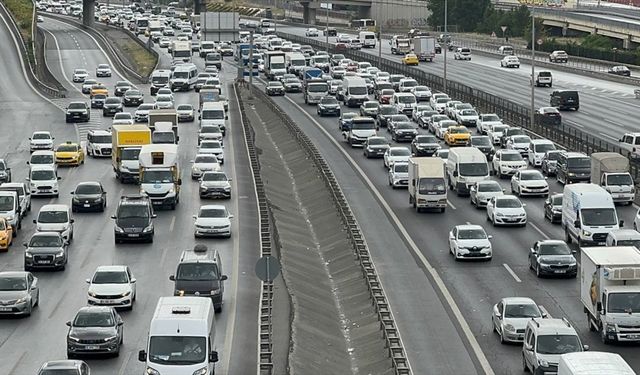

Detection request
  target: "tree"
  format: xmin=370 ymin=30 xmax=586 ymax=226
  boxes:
xmin=428 ymin=0 xmax=491 ymax=32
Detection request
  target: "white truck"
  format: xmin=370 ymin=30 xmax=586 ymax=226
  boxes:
xmin=581 ymin=246 xmax=640 ymax=344
xmin=591 ymin=152 xmax=634 ymax=204
xmin=171 ymin=40 xmax=192 ymax=63
xmin=558 ymin=352 xmax=635 ymax=375
xmin=264 ymin=51 xmax=286 ymax=80
xmin=562 ymin=183 xmax=621 ymax=246
xmin=390 ymin=36 xmax=411 ymax=55
xmin=409 ymin=157 xmax=447 ymax=213
xmin=412 ymin=36 xmax=436 ymax=62
xmin=148 ymin=109 xmax=179 ymax=140
xmin=285 ymin=52 xmax=307 ymax=75
xmin=139 ymin=144 xmax=181 ymax=210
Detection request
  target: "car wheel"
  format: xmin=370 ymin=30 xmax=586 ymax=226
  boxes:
xmin=523 ymin=355 xmax=530 ymax=373
xmin=499 ymin=330 xmax=506 ymax=344
xmin=492 ymin=215 xmax=497 ymax=226
xmin=536 ymin=264 xmax=541 ymax=277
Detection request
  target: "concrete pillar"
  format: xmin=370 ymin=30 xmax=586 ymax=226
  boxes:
xmin=82 ymin=0 xmax=94 ymax=27
xmin=303 ymin=4 xmax=316 ymax=25
xmin=623 ymin=37 xmax=631 ymax=49
xmin=194 ymin=0 xmax=201 ymax=15
xmin=358 ymin=5 xmax=371 ymax=19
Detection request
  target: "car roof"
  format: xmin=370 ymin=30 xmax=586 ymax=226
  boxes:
xmin=40 ymin=204 xmax=69 ymax=211
xmin=76 ymin=181 xmax=101 ymax=187
xmin=41 ymin=360 xmax=84 ymax=369
xmin=77 ymin=305 xmax=113 ymax=314
xmin=31 ymin=231 xmax=63 ymax=237
xmin=95 ymin=265 xmax=127 ymax=272
xmin=456 ymin=224 xmax=484 ymax=231
xmin=527 ymin=318 xmax=577 ymax=336
xmin=89 ymin=129 xmax=111 ymax=135
xmin=502 ymin=297 xmax=536 ymax=305
xmin=496 ymin=195 xmax=520 ymax=200
xmin=32 ymin=130 xmax=51 ymax=134
xmin=200 ymin=204 xmax=226 ymax=210
xmin=30 ymin=164 xmax=56 ymax=171
xmin=538 ymin=239 xmax=567 ymax=246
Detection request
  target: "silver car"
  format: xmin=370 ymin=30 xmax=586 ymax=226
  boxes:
xmin=199 ymin=171 xmax=232 ymax=199
xmin=0 ymin=271 xmax=39 ymax=316
xmin=470 ymin=180 xmax=504 ymax=208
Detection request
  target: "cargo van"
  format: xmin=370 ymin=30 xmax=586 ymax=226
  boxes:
xmin=550 ymin=90 xmax=579 ymax=111
xmin=556 ymin=152 xmax=590 ymax=185
xmin=286 ymin=52 xmax=307 ymax=74
xmin=199 ymin=102 xmax=227 ymax=133
xmin=498 ymin=45 xmax=514 ymax=55
xmin=558 ymin=352 xmax=635 ymax=375
xmin=341 ymin=76 xmax=369 ymax=107
xmin=358 ymin=31 xmax=376 ymax=48
xmin=170 ymin=63 xmax=198 ymax=92
xmin=0 ymin=191 xmax=21 ymax=233
xmin=562 ymin=183 xmax=621 ymax=246
xmin=446 ymin=147 xmax=489 ymax=195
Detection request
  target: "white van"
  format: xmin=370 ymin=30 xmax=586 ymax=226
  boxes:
xmin=358 ymin=31 xmax=376 ymax=48
xmin=341 ymin=76 xmax=369 ymax=107
xmin=0 ymin=191 xmax=21 ymax=233
xmin=391 ymin=92 xmax=417 ymax=116
xmin=199 ymin=102 xmax=227 ymax=134
xmin=562 ymin=183 xmax=621 ymax=246
xmin=558 ymin=352 xmax=635 ymax=375
xmin=446 ymin=147 xmax=490 ymax=195
xmin=170 ymin=63 xmax=198 ymax=92
xmin=139 ymin=297 xmax=218 ymax=375
xmin=527 ymin=139 xmax=556 ymax=167
xmin=286 ymin=52 xmax=307 ymax=74
xmin=605 ymin=229 xmax=640 ymax=247
xmin=34 ymin=204 xmax=74 ymax=242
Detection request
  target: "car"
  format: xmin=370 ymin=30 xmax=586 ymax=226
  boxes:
xmin=609 ymin=65 xmax=631 ymax=76
xmin=71 ymin=181 xmax=106 ymax=212
xmin=191 ymin=154 xmax=222 ymax=179
xmin=501 ymin=127 xmax=526 ymax=148
xmin=427 ymin=114 xmax=449 ymax=133
xmin=410 ymin=85 xmax=431 ymax=102
xmin=90 ymin=93 xmax=106 ymax=109
xmin=470 ymin=180 xmax=504 ymax=208
xmin=388 ymin=161 xmax=409 ymax=188
xmin=0 ymin=159 xmax=11 ymax=184
xmin=135 ymin=103 xmax=155 ymax=122
xmin=416 ymin=110 xmax=438 ymax=128
xmin=359 ymin=101 xmax=379 ymax=117
xmin=122 ymin=89 xmax=144 ymax=106
xmin=510 ymin=169 xmax=549 ymax=197
xmin=536 ymin=106 xmax=561 ymax=126
xmin=55 ymin=142 xmax=84 ymax=166
xmin=500 ymin=55 xmax=520 ymax=68
xmin=0 ymin=182 xmax=30 ymax=216
xmin=477 ymin=114 xmax=502 ymax=135
xmin=198 ymin=140 xmax=224 ymax=163
xmin=363 ymin=136 xmax=390 ymax=158
xmin=487 ymin=124 xmax=509 ymax=145
xmin=37 ymin=360 xmax=90 ymax=375
xmin=486 ymin=195 xmax=527 ymax=226
xmin=338 ymin=112 xmax=359 ymax=131
xmin=451 ymin=102 xmax=474 ymax=120
xmin=0 ymin=218 xmax=13 ymax=251
xmin=111 ymin=195 xmax=156 ymax=243
xmin=283 ymin=77 xmax=303 ymax=92
xmin=522 ymin=318 xmax=586 ymax=374
xmin=29 ymin=131 xmax=54 ymax=153
xmin=435 ymin=120 xmax=458 ymax=140
xmin=492 ymin=297 xmax=544 ymax=344
xmin=65 ymin=102 xmax=90 ymax=123
xmin=81 ymin=79 xmax=97 ymax=94
xmin=454 ymin=47 xmax=471 ymax=60
xmin=28 ymin=165 xmax=60 ymax=197
xmin=544 ymin=193 xmax=563 ymax=223
xmin=337 ymin=34 xmax=350 ymax=43
xmin=402 ymin=53 xmax=419 ymax=66
xmin=23 ymin=231 xmax=68 ymax=271
xmin=317 ymin=96 xmax=341 ymax=116
xmin=158 ymin=36 xmax=171 ymax=48
xmin=330 ymin=66 xmax=346 ymax=79
xmin=114 ymin=81 xmax=132 ymax=96
xmin=529 ymin=240 xmax=577 ymax=278
xmin=265 ymin=80 xmax=285 ymax=96
xmin=102 ymin=97 xmax=123 ymax=116
xmin=154 ymin=94 xmax=174 ymax=109
xmin=448 ymin=225 xmax=492 ymax=261
xmin=305 ymin=27 xmax=319 ymax=37
xmin=328 ymin=79 xmax=341 ymax=95
xmin=86 ymin=265 xmax=136 ymax=309
xmin=90 ymin=83 xmax=108 ymax=97
xmin=72 ymin=68 xmax=89 ymax=82
xmin=66 ymin=306 xmax=123 ymax=358
xmin=444 ymin=125 xmax=471 ymax=146
xmin=96 ymin=63 xmax=112 ymax=77
xmin=443 ymin=100 xmax=462 ymax=119
xmin=198 ymin=125 xmax=224 ymax=143
xmin=377 ymin=88 xmax=395 ymax=105
xmin=455 ymin=109 xmax=479 ymax=127
xmin=540 ymin=150 xmax=562 ymax=176
xmin=506 ymin=135 xmax=531 ymax=156
xmin=176 ymin=104 xmax=195 ymax=122
xmin=376 ymin=105 xmax=398 ymax=128
xmin=156 ymin=87 xmax=174 ymax=98
xmin=391 ymin=122 xmax=418 ymax=142
xmin=112 ymin=112 xmax=134 ymax=125
xmin=411 ymin=135 xmax=440 ymax=157
xmin=387 ymin=114 xmax=411 ymax=133
xmin=193 ymin=204 xmax=233 ymax=238
xmin=470 ymin=136 xmax=495 ymax=160
xmin=199 ymin=171 xmax=231 ymax=199
xmin=549 ymin=50 xmax=568 ymax=63
xmin=383 ymin=147 xmax=411 ymax=168
xmin=0 ymin=271 xmax=38 ymax=316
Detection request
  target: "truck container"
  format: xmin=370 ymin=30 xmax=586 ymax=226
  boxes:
xmin=202 ymin=12 xmax=240 ymax=42
xmin=390 ymin=36 xmax=411 ymax=55
xmin=559 ymin=352 xmax=635 ymax=375
xmin=562 ymin=183 xmax=621 ymax=246
xmin=264 ymin=51 xmax=286 ymax=80
xmin=413 ymin=36 xmax=436 ymax=62
xmin=111 ymin=124 xmax=151 ymax=183
xmin=171 ymin=40 xmax=192 ymax=63
xmin=409 ymin=157 xmax=447 ymax=212
xmin=580 ymin=246 xmax=640 ymax=344
xmin=148 ymin=109 xmax=178 ymax=139
xmin=590 ymin=152 xmax=634 ymax=204
xmin=139 ymin=144 xmax=181 ymax=209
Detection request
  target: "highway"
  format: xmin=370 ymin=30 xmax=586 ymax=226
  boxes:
xmin=0 ymin=15 xmax=259 ymax=374
xmin=279 ymin=24 xmax=640 ymax=145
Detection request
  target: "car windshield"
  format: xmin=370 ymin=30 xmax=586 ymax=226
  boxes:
xmin=195 ymin=155 xmax=218 ymax=164
xmin=118 ymin=204 xmax=149 ymax=219
xmin=501 ymin=153 xmax=523 ymax=161
xmin=459 ymin=163 xmax=488 ymax=176
xmin=396 ymin=123 xmax=414 ymax=130
xmin=390 ymin=148 xmax=410 ymax=156
xmin=173 ymin=71 xmax=189 ymax=79
xmin=364 ymin=102 xmax=378 ymax=108
xmin=201 ymin=141 xmax=222 ymax=149
xmin=379 ymin=87 xmax=394 ymax=94
xmin=495 ymin=198 xmax=522 ymax=208
xmin=149 ymin=336 xmax=206 ymax=365
xmin=152 ymin=76 xmax=169 ymax=84
xmin=380 ymin=106 xmax=397 ymax=115
xmin=202 ymin=109 xmax=225 ymax=120
xmin=458 ymin=229 xmax=486 ymax=240
xmin=471 ymin=137 xmax=491 ymax=146
xmin=142 ymin=170 xmax=174 ymax=183
xmin=535 ymin=144 xmax=555 ymax=153
xmin=521 ymin=172 xmax=543 ymax=181
xmin=478 ymin=183 xmax=502 ymax=192
xmin=57 ymin=145 xmax=77 ymax=152
xmin=126 ymin=90 xmax=141 ymax=96
xmin=461 ymin=110 xmax=477 ymax=116
xmin=31 ymin=155 xmax=53 ymax=164
xmin=0 ymin=196 xmax=13 ymax=211
xmin=607 ymin=174 xmax=633 ymax=186
xmin=29 ymin=234 xmax=62 ymax=247
xmin=93 ymin=271 xmax=128 ymax=284
xmin=513 ymin=136 xmax=530 ymax=144
xmin=581 ymin=208 xmax=617 ymax=226
xmin=157 ymin=96 xmax=172 ymax=102
xmin=138 ymin=104 xmax=154 ymax=111
xmin=414 ymin=86 xmax=429 ymax=92
xmin=268 ymin=82 xmax=283 ymax=88
xmin=73 ymin=311 xmax=114 ymax=327
xmin=551 ymin=195 xmax=563 ymax=205
xmin=504 ymin=304 xmax=540 ymax=318
xmin=202 ymin=173 xmax=226 ymax=181
xmin=309 ymin=84 xmax=328 ymax=92
xmin=351 ymin=121 xmax=375 ymax=130
xmin=177 ymin=105 xmax=192 ymax=111
xmin=398 ymin=96 xmax=416 ymax=104
xmin=105 ymin=98 xmax=120 ymax=105
xmin=449 ymin=127 xmax=468 ymax=134
xmin=567 ymin=157 xmax=590 ymax=168
xmin=0 ymin=276 xmax=26 ymax=291
xmin=492 ymin=125 xmax=508 ymax=133
xmin=201 ymin=126 xmax=221 ymax=134
xmin=32 ymin=133 xmax=51 ymax=140
xmin=538 ymin=243 xmax=571 ymax=256
xmin=483 ymin=115 xmax=500 ymax=122
xmin=536 ymin=335 xmax=581 ymax=355
xmin=436 ymin=98 xmax=449 ymax=103
xmin=177 ymin=263 xmax=219 ymax=281
xmin=38 ymin=210 xmax=68 ymax=223
xmin=349 ymin=86 xmax=368 ymax=95
xmin=394 ymin=164 xmax=408 ymax=173
xmin=321 ymin=98 xmax=338 ymax=105
xmin=200 ymin=208 xmax=227 ymax=218
xmin=608 ymin=292 xmax=640 ymax=313
xmin=402 ymin=80 xmax=417 ymax=87
xmin=416 ymin=136 xmax=437 ymax=143
xmin=121 ymin=148 xmax=141 ymax=160
xmin=75 ymin=184 xmax=101 ymax=194
xmin=68 ymin=103 xmax=85 ymax=109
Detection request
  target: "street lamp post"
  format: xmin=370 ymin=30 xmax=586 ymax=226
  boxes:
xmin=443 ymin=0 xmax=447 ymax=92
xmin=326 ymin=3 xmax=329 ymax=51
xmin=530 ymin=7 xmax=535 ymax=128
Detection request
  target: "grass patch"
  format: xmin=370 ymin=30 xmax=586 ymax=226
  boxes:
xmin=3 ymin=0 xmax=34 ymax=63
xmin=122 ymin=40 xmax=157 ymax=77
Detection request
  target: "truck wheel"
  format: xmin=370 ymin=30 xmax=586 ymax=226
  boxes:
xmin=601 ymin=327 xmax=612 ymax=344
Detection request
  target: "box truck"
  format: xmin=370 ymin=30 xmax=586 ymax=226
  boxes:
xmin=562 ymin=183 xmax=621 ymax=246
xmin=409 ymin=157 xmax=447 ymax=212
xmin=111 ymin=125 xmax=151 ymax=183
xmin=148 ymin=109 xmax=179 ymax=138
xmin=413 ymin=36 xmax=436 ymax=62
xmin=591 ymin=152 xmax=634 ymax=204
xmin=558 ymin=352 xmax=635 ymax=375
xmin=264 ymin=50 xmax=286 ymax=80
xmin=581 ymin=246 xmax=640 ymax=344
xmin=139 ymin=144 xmax=181 ymax=209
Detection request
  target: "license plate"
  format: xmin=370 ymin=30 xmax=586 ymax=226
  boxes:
xmin=0 ymin=307 xmax=11 ymax=311
xmin=84 ymin=204 xmax=90 ymax=208
xmin=86 ymin=345 xmax=99 ymax=350
xmin=100 ymin=300 xmax=115 ymax=304
xmin=554 ymin=270 xmax=566 ymax=273
xmin=37 ymin=260 xmax=50 ymax=264
xmin=627 ymin=334 xmax=639 ymax=339
xmin=128 ymin=234 xmax=139 ymax=237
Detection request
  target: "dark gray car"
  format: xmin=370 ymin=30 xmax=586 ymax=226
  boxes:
xmin=411 ymin=135 xmax=440 ymax=156
xmin=0 ymin=271 xmax=39 ymax=316
xmin=71 ymin=181 xmax=106 ymax=212
xmin=102 ymin=97 xmax=123 ymax=117
xmin=66 ymin=306 xmax=123 ymax=358
xmin=24 ymin=232 xmax=68 ymax=271
xmin=529 ymin=240 xmax=577 ymax=278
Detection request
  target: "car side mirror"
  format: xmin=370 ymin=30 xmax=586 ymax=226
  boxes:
xmin=193 ymin=214 xmax=198 ymax=219
xmin=583 ymin=345 xmax=590 ymax=351
xmin=66 ymin=321 xmax=72 ymax=327
xmin=229 ymin=214 xmax=234 ymax=218
xmin=209 ymin=351 xmax=219 ymax=363
xmin=70 ymin=192 xmax=74 ymax=195
xmin=152 ymin=214 xmax=158 ymax=218
xmin=23 ymin=242 xmax=27 ymax=247
xmin=70 ymin=219 xmax=75 ymax=223
xmin=138 ymin=350 xmax=147 ymax=362
xmin=110 ymin=215 xmax=116 ymax=219
xmin=117 ymin=321 xmax=124 ymax=326
xmin=169 ymin=275 xmax=175 ymax=281
xmin=33 ymin=219 xmax=37 ymax=224
xmin=25 ymin=177 xmax=29 ymax=180
xmin=221 ymin=275 xmax=228 ymax=281
xmin=571 ymin=250 xmax=577 ymax=254
xmin=57 ymin=177 xmax=61 ymax=180
xmin=524 ymin=343 xmax=533 ymax=351
xmin=597 ymin=301 xmax=603 ymax=314
xmin=488 ymin=235 xmax=493 ymax=239
xmin=130 ymin=278 xmax=136 ymax=283
xmin=620 ymin=220 xmax=624 ymax=228
xmin=495 ymin=312 xmax=501 ymax=319
xmin=522 ymin=204 xmax=527 ymax=207
xmin=574 ymin=220 xmax=581 ymax=228
xmin=86 ymin=278 xmax=91 ymax=283
xmin=178 ymin=179 xmax=182 ymax=185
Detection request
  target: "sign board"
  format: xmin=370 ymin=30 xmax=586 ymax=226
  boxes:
xmin=500 ymin=25 xmax=507 ymax=33
xmin=255 ymin=255 xmax=280 ymax=282
xmin=537 ymin=38 xmax=543 ymax=45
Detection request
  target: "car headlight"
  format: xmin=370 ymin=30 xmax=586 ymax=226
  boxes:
xmin=25 ymin=251 xmax=33 ymax=258
xmin=146 ymin=366 xmax=161 ymax=375
xmin=168 ymin=187 xmax=175 ymax=194
xmin=606 ymin=324 xmax=617 ymax=333
xmin=68 ymin=335 xmax=81 ymax=342
xmin=88 ymin=291 xmax=97 ymax=297
xmin=568 ymin=172 xmax=576 ymax=176
xmin=539 ymin=359 xmax=549 ymax=368
xmin=104 ymin=335 xmax=118 ymax=342
xmin=211 ymin=289 xmax=221 ymax=295
xmin=583 ymin=230 xmax=592 ymax=237
xmin=224 ymin=186 xmax=231 ymax=191
xmin=15 ymin=296 xmax=28 ymax=304
xmin=114 ymin=226 xmax=124 ymax=233
xmin=497 ymin=213 xmax=505 ymax=217
xmin=192 ymin=367 xmax=209 ymax=375
xmin=504 ymin=324 xmax=515 ymax=332
xmin=120 ymin=291 xmax=131 ymax=297
xmin=55 ymin=250 xmax=65 ymax=258
xmin=143 ymin=225 xmax=154 ymax=233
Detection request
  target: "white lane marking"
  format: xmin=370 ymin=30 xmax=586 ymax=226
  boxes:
xmin=159 ymin=246 xmax=169 ymax=266
xmin=598 ymin=132 xmax=618 ymax=141
xmin=279 ymin=94 xmax=494 ymax=374
xmin=503 ymin=263 xmax=522 ymax=283
xmin=447 ymin=200 xmax=457 ymax=210
xmin=529 ymin=222 xmax=550 ymax=240
xmin=117 ymin=350 xmax=133 ymax=375
xmin=169 ymin=215 xmax=176 ymax=232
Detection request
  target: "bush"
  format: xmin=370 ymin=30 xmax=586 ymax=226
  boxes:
xmin=537 ymin=38 xmax=640 ymax=65
xmin=4 ymin=0 xmax=34 ymax=42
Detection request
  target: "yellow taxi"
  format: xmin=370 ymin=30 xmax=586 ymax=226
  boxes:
xmin=55 ymin=141 xmax=85 ymax=166
xmin=0 ymin=217 xmax=13 ymax=251
xmin=90 ymin=84 xmax=108 ymax=97
xmin=402 ymin=53 xmax=419 ymax=66
xmin=444 ymin=126 xmax=471 ymax=146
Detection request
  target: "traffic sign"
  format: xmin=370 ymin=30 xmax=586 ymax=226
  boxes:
xmin=255 ymin=255 xmax=280 ymax=282
xmin=537 ymin=39 xmax=543 ymax=45
xmin=500 ymin=25 xmax=507 ymax=33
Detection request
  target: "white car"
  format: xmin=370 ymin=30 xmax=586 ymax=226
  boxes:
xmin=305 ymin=27 xmax=319 ymax=37
xmin=72 ymin=68 xmax=89 ymax=82
xmin=444 ymin=100 xmax=462 ymax=119
xmin=28 ymin=165 xmax=59 ymax=197
xmin=34 ymin=204 xmax=73 ymax=241
xmin=487 ymin=124 xmax=510 ymax=145
xmin=29 ymin=151 xmax=56 ymax=170
xmin=477 ymin=114 xmax=502 ymax=135
xmin=493 ymin=150 xmax=527 ymax=178
xmin=506 ymin=135 xmax=531 ymax=156
xmin=96 ymin=63 xmax=112 ymax=77
xmin=198 ymin=140 xmax=224 ymax=163
xmin=470 ymin=180 xmax=504 ymax=208
xmin=410 ymin=86 xmax=432 ymax=102
xmin=156 ymin=87 xmax=174 ymax=100
xmin=337 ymin=34 xmax=351 ymax=43
xmin=412 ymin=104 xmax=433 ymax=122
xmin=487 ymin=195 xmax=527 ymax=226
xmin=86 ymin=265 xmax=136 ymax=309
xmin=388 ymin=161 xmax=409 ymax=189
xmin=198 ymin=125 xmax=224 ymax=143
xmin=500 ymin=55 xmax=520 ymax=68
xmin=159 ymin=37 xmax=171 ymax=48
xmin=448 ymin=224 xmax=493 ymax=261
xmin=383 ymin=147 xmax=411 ymax=169
xmin=455 ymin=108 xmax=479 ymax=127
xmin=176 ymin=104 xmax=195 ymax=122
xmin=191 ymin=154 xmax=221 ymax=179
xmin=112 ymin=112 xmax=134 ymax=125
xmin=510 ymin=170 xmax=549 ymax=197
xmin=435 ymin=120 xmax=457 ymax=140
xmin=199 ymin=171 xmax=232 ymax=199
xmin=492 ymin=297 xmax=544 ymax=344
xmin=154 ymin=95 xmax=174 ymax=109
xmin=193 ymin=204 xmax=233 ymax=238
xmin=135 ymin=103 xmax=155 ymax=122
xmin=29 ymin=131 xmax=54 ymax=152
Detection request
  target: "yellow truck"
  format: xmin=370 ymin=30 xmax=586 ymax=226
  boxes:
xmin=112 ymin=124 xmax=151 ymax=183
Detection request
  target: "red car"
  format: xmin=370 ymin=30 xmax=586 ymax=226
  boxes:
xmin=378 ymin=89 xmax=395 ymax=104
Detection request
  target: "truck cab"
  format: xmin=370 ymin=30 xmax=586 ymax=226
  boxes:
xmin=139 ymin=144 xmax=181 ymax=210
xmin=112 ymin=125 xmax=151 ymax=183
xmin=605 ymin=229 xmax=640 ymax=247
xmin=591 ymin=152 xmax=634 ymax=204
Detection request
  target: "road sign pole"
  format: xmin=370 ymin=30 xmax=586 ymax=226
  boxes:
xmin=249 ymin=31 xmax=254 ymax=98
xmin=530 ymin=8 xmax=535 ymax=129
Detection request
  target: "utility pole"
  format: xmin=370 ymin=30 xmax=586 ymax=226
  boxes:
xmin=249 ymin=31 xmax=254 ymax=98
xmin=326 ymin=3 xmax=330 ymax=52
xmin=443 ymin=0 xmax=448 ymax=92
xmin=378 ymin=22 xmax=382 ymax=67
xmin=530 ymin=7 xmax=535 ymax=128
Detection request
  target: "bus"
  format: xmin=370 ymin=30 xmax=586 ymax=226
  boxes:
xmin=351 ymin=19 xmax=376 ymax=31
xmin=135 ymin=17 xmax=149 ymax=35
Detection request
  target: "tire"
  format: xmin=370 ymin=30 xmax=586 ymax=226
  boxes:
xmin=536 ymin=264 xmax=541 ymax=278
xmin=523 ymin=355 xmax=530 ymax=373
xmin=565 ymin=227 xmax=573 ymax=244
xmin=215 ymin=305 xmax=222 ymax=313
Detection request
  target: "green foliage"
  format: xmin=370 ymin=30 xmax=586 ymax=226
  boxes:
xmin=476 ymin=4 xmax=532 ymax=38
xmin=581 ymin=34 xmax=613 ymax=50
xmin=4 ymin=0 xmax=35 ymax=63
xmin=538 ymin=38 xmax=640 ymax=65
xmin=428 ymin=0 xmax=491 ymax=32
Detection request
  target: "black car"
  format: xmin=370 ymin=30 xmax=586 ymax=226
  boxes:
xmin=536 ymin=107 xmax=562 ymax=126
xmin=363 ymin=136 xmax=390 ymax=158
xmin=65 ymin=102 xmax=90 ymax=123
xmin=541 ymin=150 xmax=562 ymax=176
xmin=24 ymin=232 xmax=68 ymax=271
xmin=102 ymin=97 xmax=123 ymax=117
xmin=323 ymin=27 xmax=337 ymax=36
xmin=609 ymin=65 xmax=631 ymax=77
xmin=71 ymin=181 xmax=106 ymax=212
xmin=300 ymin=45 xmax=315 ymax=57
xmin=544 ymin=193 xmax=562 ymax=223
xmin=549 ymin=90 xmax=579 ymax=111
xmin=111 ymin=195 xmax=156 ymax=243
xmin=528 ymin=240 xmax=577 ymax=278
xmin=265 ymin=81 xmax=285 ymax=96
xmin=330 ymin=53 xmax=345 ymax=66
xmin=317 ymin=96 xmax=341 ymax=116
xmin=411 ymin=135 xmax=440 ymax=156
xmin=470 ymin=136 xmax=495 ymax=160
xmin=0 ymin=159 xmax=11 ymax=183
xmin=376 ymin=105 xmax=399 ymax=128
xmin=387 ymin=114 xmax=411 ymax=133
xmin=122 ymin=89 xmax=144 ymax=107
xmin=338 ymin=112 xmax=359 ymax=131
xmin=114 ymin=81 xmax=132 ymax=96
xmin=91 ymin=94 xmax=106 ymax=109
xmin=391 ymin=122 xmax=418 ymax=142
xmin=66 ymin=306 xmax=123 ymax=358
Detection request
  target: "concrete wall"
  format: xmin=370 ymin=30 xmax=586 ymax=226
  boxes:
xmin=370 ymin=0 xmax=430 ymax=31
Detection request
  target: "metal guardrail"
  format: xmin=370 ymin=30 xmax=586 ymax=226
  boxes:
xmin=278 ymin=31 xmax=640 ymax=184
xmin=246 ymin=85 xmax=412 ymax=375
